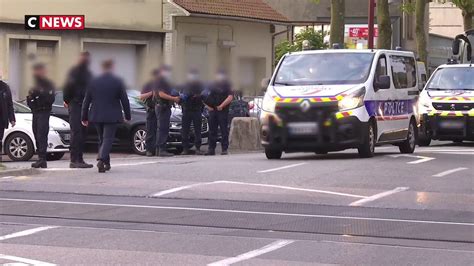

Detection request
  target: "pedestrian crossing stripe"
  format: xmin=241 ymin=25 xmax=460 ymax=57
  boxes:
xmin=427 ymin=110 xmax=474 ymax=116
xmin=431 ymin=96 xmax=474 ymax=101
xmin=335 ymin=111 xmax=353 ymax=119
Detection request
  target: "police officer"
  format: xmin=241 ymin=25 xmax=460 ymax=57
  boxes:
xmin=81 ymin=60 xmax=131 ymax=173
xmin=204 ymin=69 xmax=234 ymax=156
xmin=153 ymin=65 xmax=180 ymax=157
xmin=63 ymin=51 xmax=93 ymax=168
xmin=179 ymin=69 xmax=204 ymax=155
xmin=26 ymin=63 xmax=55 ymax=168
xmin=0 ymin=74 xmax=16 ymax=162
xmin=140 ymin=69 xmax=159 ymax=157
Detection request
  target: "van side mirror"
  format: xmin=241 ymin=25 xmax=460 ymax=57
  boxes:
xmin=452 ymin=39 xmax=460 ymax=56
xmin=261 ymin=77 xmax=270 ymax=88
xmin=375 ymin=75 xmax=391 ymax=91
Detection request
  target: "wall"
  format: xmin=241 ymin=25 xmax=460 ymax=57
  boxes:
xmin=171 ymin=16 xmax=273 ymax=95
xmin=430 ymin=1 xmax=464 ymax=38
xmin=0 ymin=23 xmax=163 ymax=99
xmin=0 ymin=0 xmax=164 ymax=32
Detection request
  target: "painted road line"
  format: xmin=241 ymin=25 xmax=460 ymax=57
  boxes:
xmin=216 ymin=180 xmax=366 ymax=198
xmin=151 ymin=181 xmax=220 ymax=197
xmin=42 ymin=160 xmax=189 ymax=171
xmin=390 ymin=154 xmax=435 ymax=164
xmin=349 ymin=187 xmax=409 ymax=206
xmin=433 ymin=167 xmax=469 ymax=177
xmin=258 ymin=163 xmax=307 ymax=173
xmin=1 ymin=198 xmax=472 ymax=226
xmin=0 ymin=226 xmax=57 ymax=241
xmin=207 ymin=240 xmax=294 ymax=266
xmin=0 ymin=176 xmax=15 ymax=180
xmin=0 ymin=254 xmax=56 ymax=266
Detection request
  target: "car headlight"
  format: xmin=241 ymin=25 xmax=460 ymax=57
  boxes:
xmin=418 ymin=93 xmax=432 ymax=109
xmin=338 ymin=87 xmax=366 ymax=111
xmin=261 ymin=93 xmax=277 ymax=113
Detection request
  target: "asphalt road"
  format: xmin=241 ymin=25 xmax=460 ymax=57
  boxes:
xmin=0 ymin=141 xmax=473 ymax=265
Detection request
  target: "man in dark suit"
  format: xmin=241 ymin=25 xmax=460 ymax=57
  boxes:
xmin=0 ymin=75 xmax=16 ymax=162
xmin=63 ymin=51 xmax=93 ymax=168
xmin=81 ymin=60 xmax=131 ymax=173
xmin=139 ymin=69 xmax=159 ymax=157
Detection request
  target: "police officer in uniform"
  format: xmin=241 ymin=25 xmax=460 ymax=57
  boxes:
xmin=26 ymin=63 xmax=56 ymax=168
xmin=63 ymin=51 xmax=93 ymax=168
xmin=153 ymin=65 xmax=180 ymax=157
xmin=179 ymin=69 xmax=204 ymax=155
xmin=0 ymin=76 xmax=16 ymax=162
xmin=140 ymin=69 xmax=159 ymax=156
xmin=204 ymin=69 xmax=233 ymax=156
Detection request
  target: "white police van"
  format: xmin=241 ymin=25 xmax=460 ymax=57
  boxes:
xmin=418 ymin=64 xmax=474 ymax=146
xmin=260 ymin=49 xmax=419 ymax=159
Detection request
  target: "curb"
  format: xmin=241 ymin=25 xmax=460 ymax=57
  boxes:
xmin=0 ymin=168 xmax=40 ymax=177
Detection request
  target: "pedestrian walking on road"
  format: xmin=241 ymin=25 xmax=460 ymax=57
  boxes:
xmin=153 ymin=65 xmax=180 ymax=157
xmin=140 ymin=69 xmax=159 ymax=157
xmin=203 ymin=69 xmax=234 ymax=156
xmin=81 ymin=60 xmax=131 ymax=173
xmin=0 ymin=74 xmax=16 ymax=162
xmin=63 ymin=51 xmax=93 ymax=168
xmin=179 ymin=68 xmax=204 ymax=155
xmin=26 ymin=63 xmax=55 ymax=168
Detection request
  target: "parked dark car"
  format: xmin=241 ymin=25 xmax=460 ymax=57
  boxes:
xmin=51 ymin=91 xmax=208 ymax=155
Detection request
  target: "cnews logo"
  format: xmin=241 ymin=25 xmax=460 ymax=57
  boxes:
xmin=25 ymin=15 xmax=85 ymax=30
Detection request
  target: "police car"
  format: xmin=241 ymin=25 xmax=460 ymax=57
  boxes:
xmin=260 ymin=49 xmax=420 ymax=159
xmin=418 ymin=64 xmax=474 ymax=146
xmin=2 ymin=102 xmax=70 ymax=161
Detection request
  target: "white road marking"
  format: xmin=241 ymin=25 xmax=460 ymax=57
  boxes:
xmin=215 ymin=180 xmax=366 ymax=198
xmin=0 ymin=226 xmax=57 ymax=241
xmin=151 ymin=181 xmax=221 ymax=197
xmin=433 ymin=167 xmax=469 ymax=177
xmin=349 ymin=187 xmax=409 ymax=206
xmin=1 ymin=198 xmax=472 ymax=226
xmin=258 ymin=163 xmax=307 ymax=173
xmin=207 ymin=240 xmax=294 ymax=266
xmin=0 ymin=254 xmax=56 ymax=266
xmin=0 ymin=176 xmax=15 ymax=180
xmin=41 ymin=160 xmax=188 ymax=171
xmin=390 ymin=154 xmax=435 ymax=164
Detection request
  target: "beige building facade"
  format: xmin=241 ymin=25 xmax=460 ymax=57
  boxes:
xmin=430 ymin=1 xmax=464 ymax=38
xmin=0 ymin=0 xmax=165 ymax=100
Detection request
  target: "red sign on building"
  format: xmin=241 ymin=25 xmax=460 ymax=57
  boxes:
xmin=348 ymin=27 xmax=379 ymax=38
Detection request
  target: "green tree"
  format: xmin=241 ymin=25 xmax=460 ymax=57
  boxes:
xmin=274 ymin=28 xmax=327 ymax=65
xmin=330 ymin=0 xmax=346 ymax=46
xmin=377 ymin=0 xmax=393 ymax=49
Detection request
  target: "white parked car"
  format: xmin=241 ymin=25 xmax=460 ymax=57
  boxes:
xmin=2 ymin=102 xmax=70 ymax=161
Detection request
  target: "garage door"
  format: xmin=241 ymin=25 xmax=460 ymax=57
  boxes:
xmin=84 ymin=42 xmax=137 ymax=89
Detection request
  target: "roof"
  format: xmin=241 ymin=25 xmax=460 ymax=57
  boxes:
xmin=438 ymin=64 xmax=473 ymax=68
xmin=288 ymin=49 xmax=415 ymax=57
xmin=171 ymin=0 xmax=289 ymax=23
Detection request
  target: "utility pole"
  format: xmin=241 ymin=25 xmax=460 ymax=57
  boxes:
xmin=368 ymin=0 xmax=376 ymax=49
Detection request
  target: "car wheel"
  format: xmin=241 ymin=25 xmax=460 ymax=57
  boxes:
xmin=47 ymin=152 xmax=65 ymax=161
xmin=173 ymin=147 xmax=184 ymax=155
xmin=131 ymin=125 xmax=147 ymax=155
xmin=358 ymin=121 xmax=376 ymax=158
xmin=265 ymin=148 xmax=282 ymax=159
xmin=399 ymin=119 xmax=417 ymax=154
xmin=417 ymin=135 xmax=431 ymax=146
xmin=5 ymin=132 xmax=34 ymax=161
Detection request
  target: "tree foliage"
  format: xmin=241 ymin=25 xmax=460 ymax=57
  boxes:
xmin=274 ymin=28 xmax=327 ymax=65
xmin=377 ymin=0 xmax=393 ymax=49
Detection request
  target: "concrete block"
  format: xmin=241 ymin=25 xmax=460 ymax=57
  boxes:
xmin=229 ymin=117 xmax=262 ymax=151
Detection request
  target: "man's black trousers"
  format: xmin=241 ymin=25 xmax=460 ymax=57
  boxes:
xmin=181 ymin=110 xmax=202 ymax=151
xmin=69 ymin=102 xmax=87 ymax=162
xmin=208 ymin=110 xmax=229 ymax=151
xmin=95 ymin=123 xmax=118 ymax=164
xmin=32 ymin=111 xmax=50 ymax=160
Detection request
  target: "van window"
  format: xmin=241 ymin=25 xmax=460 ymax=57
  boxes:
xmin=274 ymin=53 xmax=374 ymax=86
xmin=390 ymin=56 xmax=417 ymax=89
xmin=374 ymin=55 xmax=388 ymax=85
